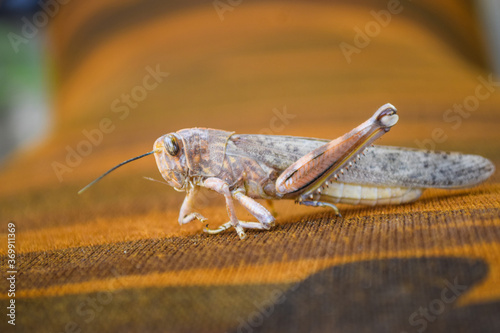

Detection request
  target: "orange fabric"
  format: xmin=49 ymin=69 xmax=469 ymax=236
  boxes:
xmin=1 ymin=1 xmax=499 ymax=332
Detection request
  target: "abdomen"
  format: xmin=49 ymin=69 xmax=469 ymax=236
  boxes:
xmin=320 ymin=182 xmax=423 ymax=206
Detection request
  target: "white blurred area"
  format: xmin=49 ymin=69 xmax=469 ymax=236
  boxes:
xmin=0 ymin=1 xmax=51 ymax=163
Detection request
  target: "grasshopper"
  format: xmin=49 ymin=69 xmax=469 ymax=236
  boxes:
xmin=79 ymin=104 xmax=495 ymax=239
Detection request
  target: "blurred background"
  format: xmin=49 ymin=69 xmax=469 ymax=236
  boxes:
xmin=0 ymin=0 xmax=499 ymax=165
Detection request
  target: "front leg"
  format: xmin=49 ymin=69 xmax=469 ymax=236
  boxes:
xmin=178 ymin=186 xmax=207 ymax=225
xmin=203 ymin=178 xmax=246 ymax=239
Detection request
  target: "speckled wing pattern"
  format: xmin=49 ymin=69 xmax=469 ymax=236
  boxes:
xmin=338 ymin=145 xmax=495 ymax=189
xmin=229 ymin=134 xmax=495 ymax=189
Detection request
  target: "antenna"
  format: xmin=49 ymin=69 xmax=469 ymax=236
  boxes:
xmin=143 ymin=176 xmax=170 ymax=186
xmin=78 ymin=150 xmax=157 ymax=194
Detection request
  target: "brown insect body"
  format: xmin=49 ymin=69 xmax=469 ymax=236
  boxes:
xmin=80 ymin=104 xmax=494 ymax=239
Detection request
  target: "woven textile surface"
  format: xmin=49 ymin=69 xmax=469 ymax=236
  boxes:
xmin=1 ymin=1 xmax=499 ymax=332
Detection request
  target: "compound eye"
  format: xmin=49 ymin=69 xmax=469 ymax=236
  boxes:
xmin=164 ymin=134 xmax=179 ymax=156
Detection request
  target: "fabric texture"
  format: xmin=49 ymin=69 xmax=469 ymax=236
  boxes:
xmin=1 ymin=1 xmax=499 ymax=332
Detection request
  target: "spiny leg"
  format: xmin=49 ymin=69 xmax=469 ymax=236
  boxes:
xmin=275 ymin=104 xmax=398 ymax=196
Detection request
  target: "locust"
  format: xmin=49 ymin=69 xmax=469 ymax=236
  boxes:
xmin=79 ymin=104 xmax=495 ymax=239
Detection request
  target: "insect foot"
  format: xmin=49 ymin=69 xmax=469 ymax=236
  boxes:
xmin=204 ymin=222 xmax=247 ymax=239
xmin=179 ymin=212 xmax=207 ymax=225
